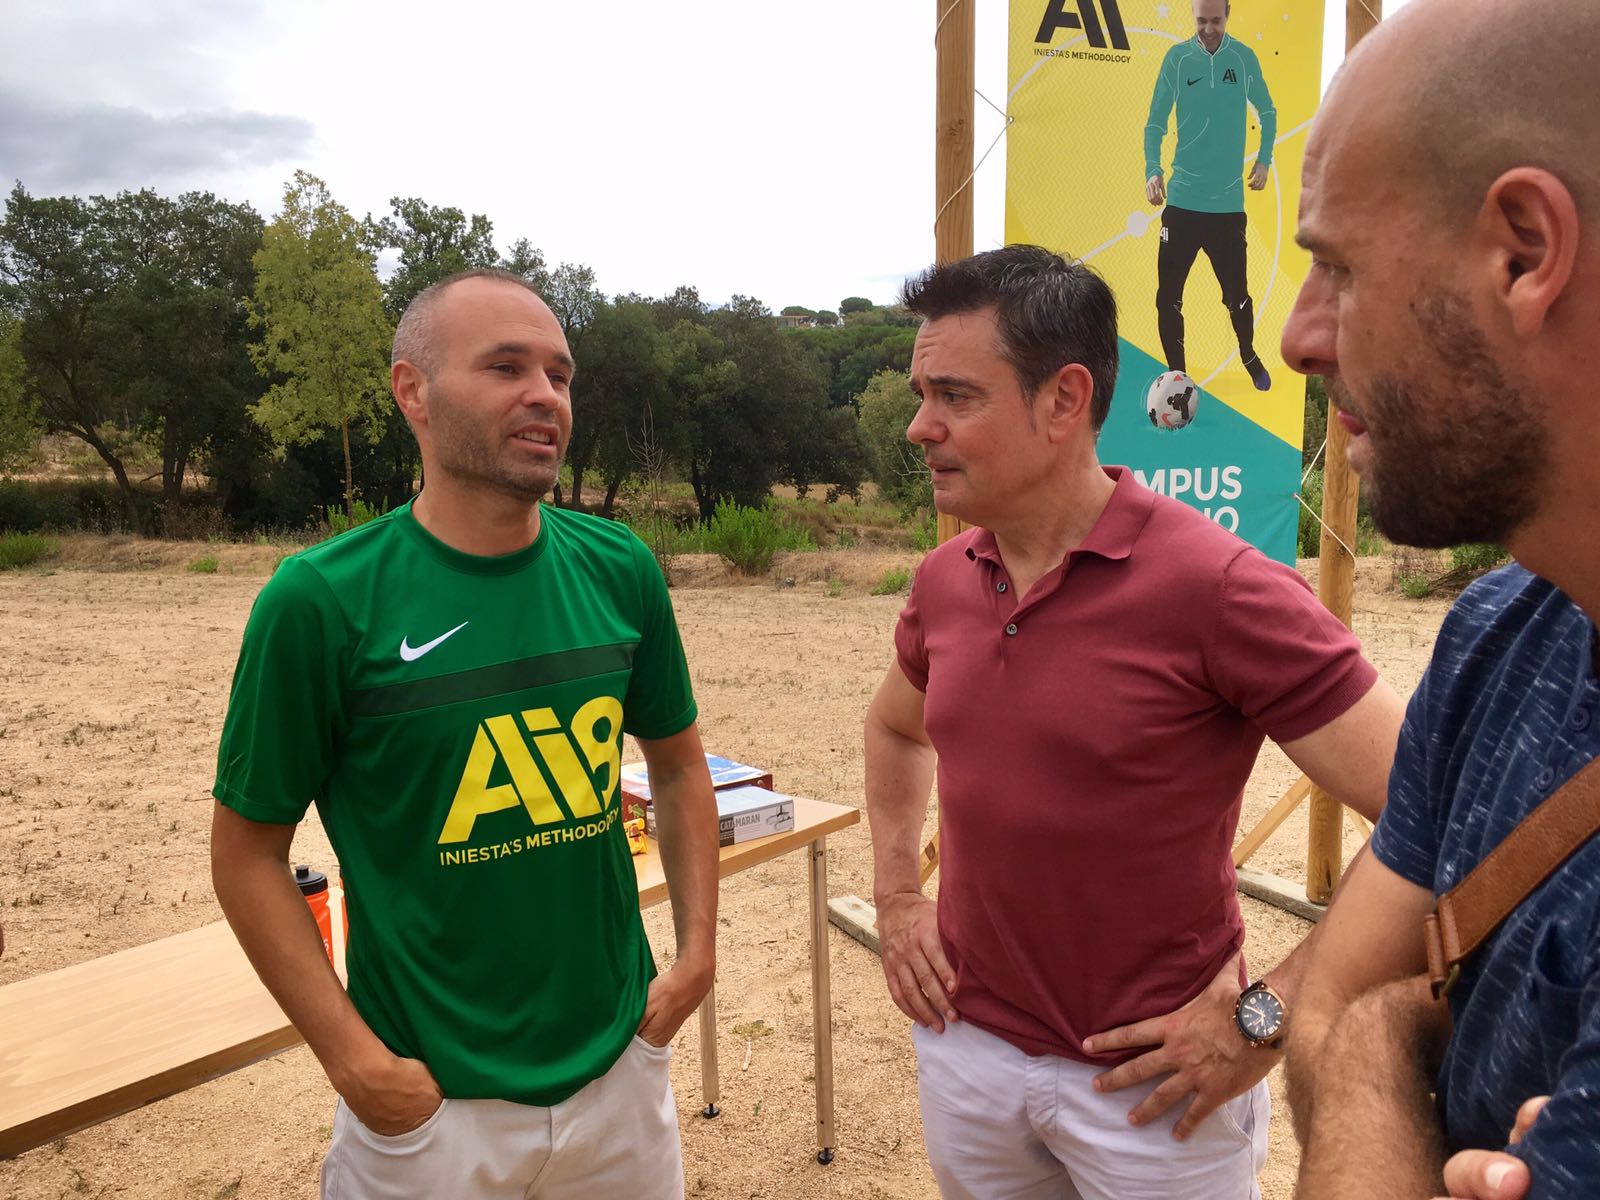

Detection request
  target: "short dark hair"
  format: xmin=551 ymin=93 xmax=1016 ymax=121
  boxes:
xmin=900 ymin=245 xmax=1119 ymax=431
xmin=392 ymin=268 xmax=543 ymax=375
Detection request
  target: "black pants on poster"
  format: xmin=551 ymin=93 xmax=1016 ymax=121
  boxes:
xmin=1155 ymin=205 xmax=1256 ymax=375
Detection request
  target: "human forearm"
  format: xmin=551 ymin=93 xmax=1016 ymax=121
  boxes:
xmin=649 ymin=761 xmax=719 ymax=973
xmin=1252 ymin=83 xmax=1277 ymax=166
xmin=1143 ymin=78 xmax=1173 ymax=180
xmin=1282 ymin=844 xmax=1404 ymax=1138
xmin=865 ymin=713 xmax=935 ymax=903
xmin=1297 ymin=977 xmax=1449 ymax=1199
xmin=210 ymin=807 xmax=393 ymax=1096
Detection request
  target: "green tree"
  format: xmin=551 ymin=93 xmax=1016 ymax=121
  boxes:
xmin=650 ymin=285 xmax=707 ymax=331
xmin=370 ymin=197 xmax=498 ymax=319
xmin=102 ymin=189 xmax=266 ymax=505
xmin=498 ymin=238 xmax=550 ymax=289
xmin=780 ymin=305 xmax=816 ymax=318
xmin=814 ymin=309 xmax=839 ymax=327
xmin=545 ymin=261 xmax=603 ymax=342
xmin=0 ymin=185 xmax=265 ymax=528
xmin=670 ymin=296 xmax=841 ymax=518
xmin=248 ymin=171 xmax=393 ymax=518
xmin=792 ymin=323 xmax=917 ymax=408
xmin=659 ymin=320 xmax=739 ymax=520
xmin=1303 ymin=375 xmax=1328 ymax=469
xmin=858 ymin=368 xmax=930 ymax=509
xmin=570 ymin=299 xmax=669 ymax=515
xmin=786 ymin=401 xmax=870 ymax=501
xmin=839 ymin=296 xmax=874 ymax=315
xmin=0 ymin=310 xmax=39 ymax=475
xmin=0 ymin=186 xmax=143 ymax=527
xmin=365 ymin=197 xmax=504 ymax=510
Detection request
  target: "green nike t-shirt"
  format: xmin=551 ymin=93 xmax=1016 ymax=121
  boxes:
xmin=213 ymin=501 xmax=697 ymax=1105
xmin=1143 ymin=35 xmax=1277 ymax=213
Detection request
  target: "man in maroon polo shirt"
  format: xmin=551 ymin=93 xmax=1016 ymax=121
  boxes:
xmin=864 ymin=245 xmax=1404 ymax=1199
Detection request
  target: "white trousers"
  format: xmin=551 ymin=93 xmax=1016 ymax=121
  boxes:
xmin=321 ymin=1035 xmax=684 ymax=1200
xmin=913 ymin=1019 xmax=1269 ymax=1200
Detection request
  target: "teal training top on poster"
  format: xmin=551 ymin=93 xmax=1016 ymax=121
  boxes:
xmin=1144 ymin=35 xmax=1278 ymax=213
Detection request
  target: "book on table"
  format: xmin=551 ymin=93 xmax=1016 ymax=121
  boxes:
xmin=646 ymin=784 xmax=797 ymax=845
xmin=619 ymin=753 xmax=774 ymax=808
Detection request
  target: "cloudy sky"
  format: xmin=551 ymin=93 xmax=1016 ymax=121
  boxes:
xmin=0 ymin=0 xmax=1404 ymax=312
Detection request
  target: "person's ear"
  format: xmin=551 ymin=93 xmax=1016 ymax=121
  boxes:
xmin=1044 ymin=363 xmax=1096 ymax=442
xmin=1480 ymin=168 xmax=1579 ymax=339
xmin=392 ymin=361 xmax=428 ymax=427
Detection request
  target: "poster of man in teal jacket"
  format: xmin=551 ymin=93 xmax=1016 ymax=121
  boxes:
xmin=1144 ymin=0 xmax=1277 ymax=390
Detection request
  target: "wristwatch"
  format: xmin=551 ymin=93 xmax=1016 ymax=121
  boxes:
xmin=1234 ymin=979 xmax=1287 ymax=1049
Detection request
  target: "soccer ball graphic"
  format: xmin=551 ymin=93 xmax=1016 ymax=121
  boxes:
xmin=1147 ymin=371 xmax=1200 ymax=431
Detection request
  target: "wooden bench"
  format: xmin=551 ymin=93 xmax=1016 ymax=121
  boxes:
xmin=0 ymin=796 xmax=859 ymax=1162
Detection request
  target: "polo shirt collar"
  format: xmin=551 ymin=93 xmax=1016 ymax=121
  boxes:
xmin=963 ymin=465 xmax=1155 ymax=567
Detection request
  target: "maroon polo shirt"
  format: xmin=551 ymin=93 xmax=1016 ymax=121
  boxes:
xmin=895 ymin=466 xmax=1376 ymax=1064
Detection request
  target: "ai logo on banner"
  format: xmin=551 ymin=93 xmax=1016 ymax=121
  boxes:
xmin=1035 ymin=0 xmax=1131 ymax=51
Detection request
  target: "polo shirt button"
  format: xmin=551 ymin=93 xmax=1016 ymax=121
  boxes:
xmin=996 ymin=581 xmax=1008 ymax=593
xmin=1005 ymin=622 xmax=1019 ymax=636
xmin=1571 ymin=707 xmax=1591 ymax=732
xmin=1536 ymin=766 xmax=1557 ymax=790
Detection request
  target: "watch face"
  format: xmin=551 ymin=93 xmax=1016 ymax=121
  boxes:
xmin=1239 ymin=989 xmax=1285 ymax=1041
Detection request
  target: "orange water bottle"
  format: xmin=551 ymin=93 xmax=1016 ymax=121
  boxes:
xmin=295 ymin=865 xmax=333 ymax=964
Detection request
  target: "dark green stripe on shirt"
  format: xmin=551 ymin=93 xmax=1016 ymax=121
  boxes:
xmin=351 ymin=643 xmax=637 ymax=718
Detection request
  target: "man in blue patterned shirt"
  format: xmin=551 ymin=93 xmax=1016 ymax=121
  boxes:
xmin=1277 ymin=0 xmax=1600 ymax=1197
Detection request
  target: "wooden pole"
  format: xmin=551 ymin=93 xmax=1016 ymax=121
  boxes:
xmin=934 ymin=0 xmax=975 ymax=546
xmin=1304 ymin=0 xmax=1383 ymax=904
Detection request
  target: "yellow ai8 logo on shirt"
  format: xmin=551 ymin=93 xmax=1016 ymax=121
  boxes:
xmin=436 ymin=696 xmax=623 ymax=846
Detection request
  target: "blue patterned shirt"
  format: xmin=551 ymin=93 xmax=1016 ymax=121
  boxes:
xmin=1372 ymin=565 xmax=1600 ymax=1198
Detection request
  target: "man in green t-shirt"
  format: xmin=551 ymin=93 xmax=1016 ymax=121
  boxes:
xmin=211 ymin=269 xmax=719 ymax=1198
xmin=1144 ymin=0 xmax=1277 ymax=390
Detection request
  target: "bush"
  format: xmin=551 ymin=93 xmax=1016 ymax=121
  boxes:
xmin=187 ymin=555 xmax=219 ymax=574
xmin=0 ymin=479 xmax=129 ymax=533
xmin=1296 ymin=468 xmax=1384 ymax=558
xmin=1398 ymin=572 xmax=1433 ymax=599
xmin=324 ymin=497 xmax=387 ymax=539
xmin=858 ymin=369 xmax=932 ymax=510
xmin=703 ymin=499 xmax=813 ymax=575
xmin=910 ymin=510 xmax=938 ymax=552
xmin=1296 ymin=469 xmax=1324 ymax=559
xmin=158 ymin=500 xmax=231 ymax=541
xmin=624 ymin=513 xmax=681 ymax=584
xmin=1448 ymin=543 xmax=1509 ymax=578
xmin=872 ymin=567 xmax=911 ymax=596
xmin=0 ymin=531 xmax=59 ymax=569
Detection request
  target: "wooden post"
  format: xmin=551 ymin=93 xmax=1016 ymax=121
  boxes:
xmin=1304 ymin=0 xmax=1383 ymax=904
xmin=828 ymin=0 xmax=976 ymax=956
xmin=935 ymin=0 xmax=974 ymax=546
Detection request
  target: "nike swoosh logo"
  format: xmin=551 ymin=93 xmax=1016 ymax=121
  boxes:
xmin=399 ymin=621 xmax=469 ymax=662
xmin=1187 ymin=77 xmax=1203 ymax=86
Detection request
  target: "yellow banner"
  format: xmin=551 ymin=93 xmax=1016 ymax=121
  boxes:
xmin=1007 ymin=0 xmax=1324 ymax=561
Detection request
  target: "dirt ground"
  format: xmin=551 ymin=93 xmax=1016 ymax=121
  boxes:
xmin=0 ymin=541 xmax=1454 ymax=1200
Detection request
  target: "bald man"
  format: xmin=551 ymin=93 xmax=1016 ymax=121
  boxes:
xmin=1143 ymin=0 xmax=1276 ymax=390
xmin=212 ymin=269 xmax=719 ymax=1199
xmin=1279 ymin=1 xmax=1600 ymax=1197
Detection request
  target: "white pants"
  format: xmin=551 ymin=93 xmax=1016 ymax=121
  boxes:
xmin=913 ymin=1019 xmax=1269 ymax=1200
xmin=321 ymin=1035 xmax=684 ymax=1200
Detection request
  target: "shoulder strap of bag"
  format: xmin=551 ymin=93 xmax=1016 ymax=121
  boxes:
xmin=1424 ymin=754 xmax=1600 ymax=999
